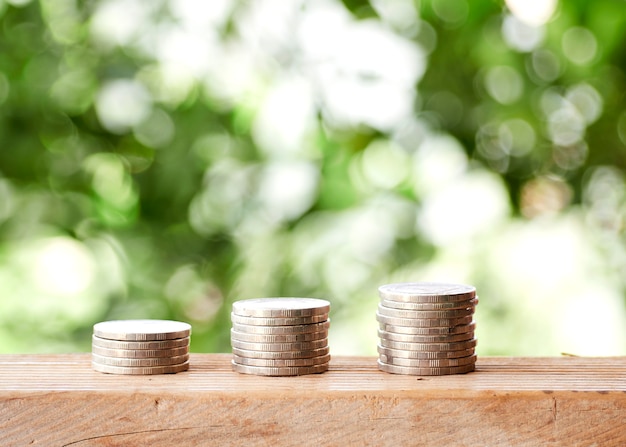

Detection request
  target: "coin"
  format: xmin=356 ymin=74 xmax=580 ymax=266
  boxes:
xmin=93 ymin=320 xmax=191 ymax=341
xmin=91 ymin=335 xmax=190 ymax=350
xmin=231 ymin=360 xmax=329 ymax=376
xmin=380 ymin=353 xmax=476 ymax=368
xmin=379 ymin=338 xmax=477 ymax=352
xmin=230 ymin=338 xmax=329 ymax=352
xmin=232 ymin=298 xmax=330 ymax=318
xmin=377 ymin=329 xmax=474 ymax=343
xmin=377 ymin=282 xmax=478 ymax=376
xmin=379 ymin=282 xmax=476 ymax=303
xmin=91 ymin=353 xmax=189 ymax=367
xmin=377 ymin=304 xmax=474 ymax=319
xmin=378 ymin=353 xmax=476 ymax=368
xmin=229 ymin=296 xmax=331 ymax=375
xmin=231 ymin=313 xmax=328 ymax=326
xmin=377 ymin=345 xmax=475 ymax=359
xmin=375 ymin=313 xmax=473 ymax=328
xmin=377 ymin=359 xmax=475 ymax=375
xmin=91 ymin=345 xmax=189 ymax=358
xmin=232 ymin=346 xmax=330 ymax=360
xmin=231 ymin=353 xmax=331 ymax=367
xmin=92 ymin=360 xmax=190 ymax=375
xmin=231 ymin=320 xmax=331 ymax=335
xmin=230 ymin=329 xmax=328 ymax=343
xmin=379 ymin=322 xmax=476 ymax=335
xmin=380 ymin=298 xmax=478 ymax=311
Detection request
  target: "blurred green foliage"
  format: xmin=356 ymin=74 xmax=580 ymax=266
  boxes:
xmin=0 ymin=0 xmax=625 ymax=355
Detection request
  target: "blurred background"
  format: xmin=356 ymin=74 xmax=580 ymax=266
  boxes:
xmin=0 ymin=0 xmax=625 ymax=356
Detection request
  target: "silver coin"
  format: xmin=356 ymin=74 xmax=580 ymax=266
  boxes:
xmin=231 ymin=353 xmax=331 ymax=367
xmin=377 ymin=359 xmax=475 ymax=375
xmin=93 ymin=320 xmax=191 ymax=341
xmin=231 ymin=313 xmax=328 ymax=327
xmin=380 ymin=297 xmax=478 ymax=311
xmin=377 ymin=345 xmax=475 ymax=359
xmin=377 ymin=329 xmax=474 ymax=343
xmin=378 ymin=353 xmax=477 ymax=368
xmin=91 ymin=353 xmax=189 ymax=367
xmin=231 ymin=360 xmax=329 ymax=376
xmin=230 ymin=329 xmax=328 ymax=343
xmin=91 ymin=345 xmax=189 ymax=358
xmin=232 ymin=346 xmax=330 ymax=360
xmin=230 ymin=338 xmax=328 ymax=352
xmin=379 ymin=338 xmax=477 ymax=352
xmin=379 ymin=282 xmax=476 ymax=303
xmin=92 ymin=360 xmax=190 ymax=375
xmin=375 ymin=313 xmax=473 ymax=328
xmin=232 ymin=320 xmax=331 ymax=335
xmin=377 ymin=303 xmax=474 ymax=319
xmin=232 ymin=298 xmax=330 ymax=318
xmin=91 ymin=335 xmax=190 ymax=350
xmin=379 ymin=321 xmax=476 ymax=335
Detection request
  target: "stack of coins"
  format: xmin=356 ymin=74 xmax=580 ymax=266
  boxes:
xmin=91 ymin=320 xmax=191 ymax=375
xmin=376 ymin=282 xmax=478 ymax=376
xmin=230 ymin=298 xmax=331 ymax=376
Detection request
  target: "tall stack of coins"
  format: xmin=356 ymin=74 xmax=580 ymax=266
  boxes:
xmin=91 ymin=320 xmax=191 ymax=375
xmin=376 ymin=282 xmax=477 ymax=376
xmin=230 ymin=298 xmax=331 ymax=376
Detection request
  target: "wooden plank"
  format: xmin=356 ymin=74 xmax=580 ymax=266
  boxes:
xmin=1 ymin=354 xmax=625 ymax=446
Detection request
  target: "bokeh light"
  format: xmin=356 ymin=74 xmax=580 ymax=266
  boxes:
xmin=0 ymin=0 xmax=625 ymax=358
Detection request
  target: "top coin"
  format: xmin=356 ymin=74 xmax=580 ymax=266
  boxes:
xmin=379 ymin=282 xmax=476 ymax=303
xmin=232 ymin=298 xmax=330 ymax=318
xmin=93 ymin=320 xmax=192 ymax=341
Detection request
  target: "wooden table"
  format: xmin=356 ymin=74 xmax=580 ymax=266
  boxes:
xmin=1 ymin=354 xmax=625 ymax=446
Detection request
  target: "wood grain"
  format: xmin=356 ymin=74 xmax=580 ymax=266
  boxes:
xmin=1 ymin=354 xmax=625 ymax=446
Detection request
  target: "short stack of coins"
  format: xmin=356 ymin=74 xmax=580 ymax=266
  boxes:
xmin=230 ymin=298 xmax=331 ymax=376
xmin=91 ymin=319 xmax=191 ymax=375
xmin=376 ymin=282 xmax=478 ymax=376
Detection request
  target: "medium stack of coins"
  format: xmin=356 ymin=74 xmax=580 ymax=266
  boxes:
xmin=91 ymin=320 xmax=191 ymax=375
xmin=376 ymin=282 xmax=477 ymax=376
xmin=230 ymin=298 xmax=331 ymax=376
